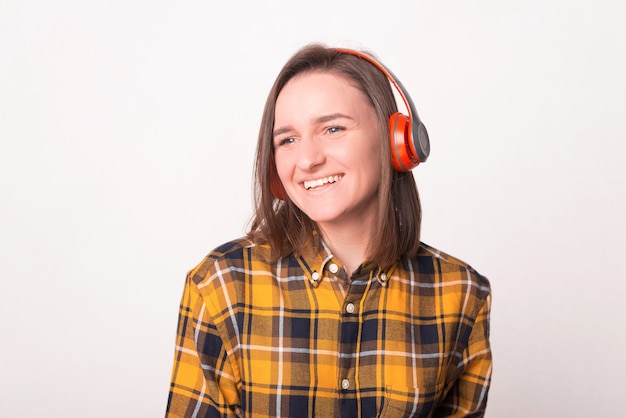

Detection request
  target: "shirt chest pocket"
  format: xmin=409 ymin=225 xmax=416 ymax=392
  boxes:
xmin=377 ymin=383 xmax=445 ymax=418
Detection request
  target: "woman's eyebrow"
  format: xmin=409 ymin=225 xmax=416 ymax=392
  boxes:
xmin=315 ymin=113 xmax=354 ymax=124
xmin=273 ymin=126 xmax=291 ymax=138
xmin=273 ymin=113 xmax=355 ymax=138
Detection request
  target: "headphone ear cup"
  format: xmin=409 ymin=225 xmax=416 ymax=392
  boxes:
xmin=389 ymin=112 xmax=418 ymax=172
xmin=269 ymin=163 xmax=287 ymax=200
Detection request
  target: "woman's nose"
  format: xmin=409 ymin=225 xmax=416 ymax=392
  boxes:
xmin=296 ymin=138 xmax=326 ymax=170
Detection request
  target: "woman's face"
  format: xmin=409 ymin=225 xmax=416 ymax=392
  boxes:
xmin=273 ymin=71 xmax=382 ymax=231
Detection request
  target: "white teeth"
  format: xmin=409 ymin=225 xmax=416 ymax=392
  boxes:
xmin=304 ymin=175 xmax=340 ymax=190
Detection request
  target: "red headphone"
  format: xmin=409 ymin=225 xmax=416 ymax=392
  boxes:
xmin=270 ymin=48 xmax=430 ymax=200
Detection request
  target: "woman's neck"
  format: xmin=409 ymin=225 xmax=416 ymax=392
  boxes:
xmin=318 ymin=216 xmax=376 ymax=276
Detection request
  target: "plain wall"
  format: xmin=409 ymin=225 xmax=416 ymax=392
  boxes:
xmin=1 ymin=1 xmax=625 ymax=416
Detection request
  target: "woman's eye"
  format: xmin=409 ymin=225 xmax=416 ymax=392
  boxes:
xmin=327 ymin=126 xmax=343 ymax=134
xmin=277 ymin=137 xmax=295 ymax=147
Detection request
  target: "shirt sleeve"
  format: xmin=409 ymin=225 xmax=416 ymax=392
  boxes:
xmin=435 ymin=290 xmax=492 ymax=417
xmin=166 ymin=272 xmax=241 ymax=418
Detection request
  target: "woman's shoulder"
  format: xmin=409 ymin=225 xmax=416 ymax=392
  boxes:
xmin=413 ymin=242 xmax=491 ymax=290
xmin=186 ymin=237 xmax=273 ymax=285
xmin=206 ymin=236 xmax=257 ymax=259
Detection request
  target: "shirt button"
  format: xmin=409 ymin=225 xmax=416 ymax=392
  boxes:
xmin=341 ymin=378 xmax=350 ymax=390
xmin=346 ymin=303 xmax=355 ymax=314
xmin=329 ymin=263 xmax=339 ymax=274
xmin=311 ymin=271 xmax=320 ymax=282
xmin=380 ymin=273 xmax=387 ymax=282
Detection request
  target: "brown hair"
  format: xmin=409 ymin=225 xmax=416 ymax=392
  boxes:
xmin=247 ymin=44 xmax=422 ymax=268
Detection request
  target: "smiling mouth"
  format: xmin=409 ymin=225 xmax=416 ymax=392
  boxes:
xmin=304 ymin=175 xmax=341 ymax=190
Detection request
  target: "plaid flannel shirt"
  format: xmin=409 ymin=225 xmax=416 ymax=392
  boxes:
xmin=166 ymin=237 xmax=492 ymax=417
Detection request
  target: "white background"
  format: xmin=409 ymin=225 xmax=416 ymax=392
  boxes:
xmin=1 ymin=1 xmax=625 ymax=416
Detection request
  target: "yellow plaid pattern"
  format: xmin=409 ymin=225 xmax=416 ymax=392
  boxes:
xmin=166 ymin=238 xmax=492 ymax=417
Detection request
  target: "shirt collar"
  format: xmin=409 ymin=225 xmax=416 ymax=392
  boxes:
xmin=294 ymin=238 xmax=397 ymax=288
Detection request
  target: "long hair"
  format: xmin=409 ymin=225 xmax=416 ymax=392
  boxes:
xmin=248 ymin=44 xmax=422 ymax=268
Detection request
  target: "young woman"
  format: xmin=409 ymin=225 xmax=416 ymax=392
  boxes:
xmin=166 ymin=44 xmax=492 ymax=417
